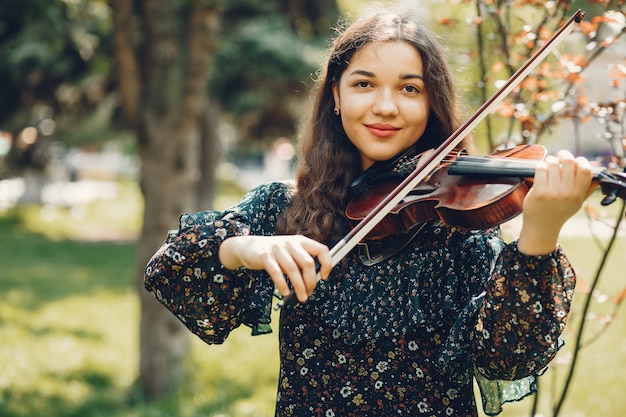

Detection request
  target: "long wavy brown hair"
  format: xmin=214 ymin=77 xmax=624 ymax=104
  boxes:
xmin=276 ymin=10 xmax=474 ymax=246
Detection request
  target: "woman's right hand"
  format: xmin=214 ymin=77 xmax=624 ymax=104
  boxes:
xmin=218 ymin=235 xmax=333 ymax=303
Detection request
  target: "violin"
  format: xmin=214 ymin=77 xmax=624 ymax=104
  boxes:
xmin=345 ymin=144 xmax=626 ymax=240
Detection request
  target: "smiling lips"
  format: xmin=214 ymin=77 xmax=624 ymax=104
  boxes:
xmin=365 ymin=123 xmax=400 ymax=138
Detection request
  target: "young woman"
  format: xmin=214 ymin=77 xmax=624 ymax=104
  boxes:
xmin=145 ymin=9 xmax=593 ymax=416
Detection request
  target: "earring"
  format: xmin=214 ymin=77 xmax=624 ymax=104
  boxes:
xmin=334 ymin=106 xmax=340 ymax=115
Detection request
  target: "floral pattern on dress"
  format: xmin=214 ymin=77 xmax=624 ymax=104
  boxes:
xmin=144 ymin=181 xmax=576 ymax=416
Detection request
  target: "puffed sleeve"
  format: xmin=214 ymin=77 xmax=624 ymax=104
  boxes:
xmin=472 ymin=242 xmax=576 ymax=380
xmin=144 ymin=181 xmax=293 ymax=344
xmin=470 ymin=242 xmax=576 ymax=415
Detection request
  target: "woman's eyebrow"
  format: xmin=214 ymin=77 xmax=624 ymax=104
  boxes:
xmin=348 ymin=69 xmax=424 ymax=81
xmin=349 ymin=69 xmax=375 ymax=77
xmin=400 ymin=73 xmax=424 ymax=81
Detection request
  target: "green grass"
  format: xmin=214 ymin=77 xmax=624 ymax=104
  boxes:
xmin=1 ymin=186 xmax=626 ymax=417
xmin=0 ymin=181 xmax=279 ymax=417
xmin=0 ymin=219 xmax=280 ymax=417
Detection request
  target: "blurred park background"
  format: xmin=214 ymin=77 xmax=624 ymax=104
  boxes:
xmin=2 ymin=0 xmax=626 ymax=416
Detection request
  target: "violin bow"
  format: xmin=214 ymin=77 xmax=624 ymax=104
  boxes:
xmin=275 ymin=9 xmax=585 ymax=310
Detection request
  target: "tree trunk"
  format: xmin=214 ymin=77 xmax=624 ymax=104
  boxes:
xmin=198 ymin=98 xmax=220 ymax=209
xmin=111 ymin=0 xmax=221 ymax=400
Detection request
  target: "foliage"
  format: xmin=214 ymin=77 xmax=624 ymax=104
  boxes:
xmin=0 ymin=0 xmax=339 ymax=176
xmin=210 ymin=14 xmax=322 ymax=141
xmin=433 ymin=0 xmax=626 ymax=159
xmin=211 ymin=0 xmax=339 ymax=143
xmin=0 ymin=0 xmax=114 ymax=143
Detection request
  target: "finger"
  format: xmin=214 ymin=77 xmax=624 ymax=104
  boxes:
xmin=543 ymin=155 xmax=562 ymax=190
xmin=261 ymin=251 xmax=292 ymax=297
xmin=273 ymin=246 xmax=310 ymax=303
xmin=317 ymin=250 xmax=333 ymax=280
xmin=300 ymin=239 xmax=333 ymax=280
xmin=533 ymin=158 xmax=549 ymax=191
xmin=555 ymin=150 xmax=577 ymax=191
xmin=554 ymin=151 xmax=594 ymax=200
xmin=285 ymin=240 xmax=321 ymax=296
xmin=556 ymin=149 xmax=576 ymax=162
xmin=573 ymin=156 xmax=594 ymax=197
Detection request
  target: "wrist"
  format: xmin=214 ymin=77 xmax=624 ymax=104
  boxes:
xmin=517 ymin=223 xmax=559 ymax=256
xmin=218 ymin=236 xmax=244 ymax=270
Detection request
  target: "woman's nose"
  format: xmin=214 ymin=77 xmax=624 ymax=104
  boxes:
xmin=372 ymin=89 xmax=399 ymax=116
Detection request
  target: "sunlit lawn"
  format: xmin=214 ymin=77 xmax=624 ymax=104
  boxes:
xmin=1 ymin=182 xmax=626 ymax=416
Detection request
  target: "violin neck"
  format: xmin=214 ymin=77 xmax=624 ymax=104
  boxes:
xmin=448 ymin=156 xmax=536 ymax=177
xmin=448 ymin=156 xmax=605 ymax=179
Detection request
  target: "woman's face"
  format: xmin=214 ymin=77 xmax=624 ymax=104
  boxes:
xmin=332 ymin=41 xmax=430 ymax=170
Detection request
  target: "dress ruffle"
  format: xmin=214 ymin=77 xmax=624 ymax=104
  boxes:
xmin=474 ymin=369 xmax=537 ymax=416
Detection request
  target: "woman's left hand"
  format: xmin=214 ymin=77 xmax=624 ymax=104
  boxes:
xmin=517 ymin=150 xmax=594 ymax=255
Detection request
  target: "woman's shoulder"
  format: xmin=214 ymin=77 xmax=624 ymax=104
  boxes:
xmin=175 ymin=180 xmax=294 ymax=228
xmin=240 ymin=179 xmax=296 ymax=206
xmin=266 ymin=179 xmax=296 ymax=196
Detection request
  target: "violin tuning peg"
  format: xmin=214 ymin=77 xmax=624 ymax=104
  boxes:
xmin=600 ymin=189 xmax=618 ymax=206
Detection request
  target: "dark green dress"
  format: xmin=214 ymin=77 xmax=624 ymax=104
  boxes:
xmin=144 ymin=181 xmax=576 ymax=416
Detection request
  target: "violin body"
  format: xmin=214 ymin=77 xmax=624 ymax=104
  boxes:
xmin=345 ymin=145 xmax=547 ymax=239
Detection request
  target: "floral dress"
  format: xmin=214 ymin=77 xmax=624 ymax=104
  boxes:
xmin=144 ymin=181 xmax=576 ymax=416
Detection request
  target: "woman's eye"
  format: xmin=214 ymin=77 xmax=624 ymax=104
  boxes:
xmin=354 ymin=81 xmax=371 ymax=88
xmin=402 ymin=85 xmax=420 ymax=94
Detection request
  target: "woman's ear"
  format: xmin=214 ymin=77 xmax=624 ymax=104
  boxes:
xmin=331 ymin=80 xmax=340 ymax=111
